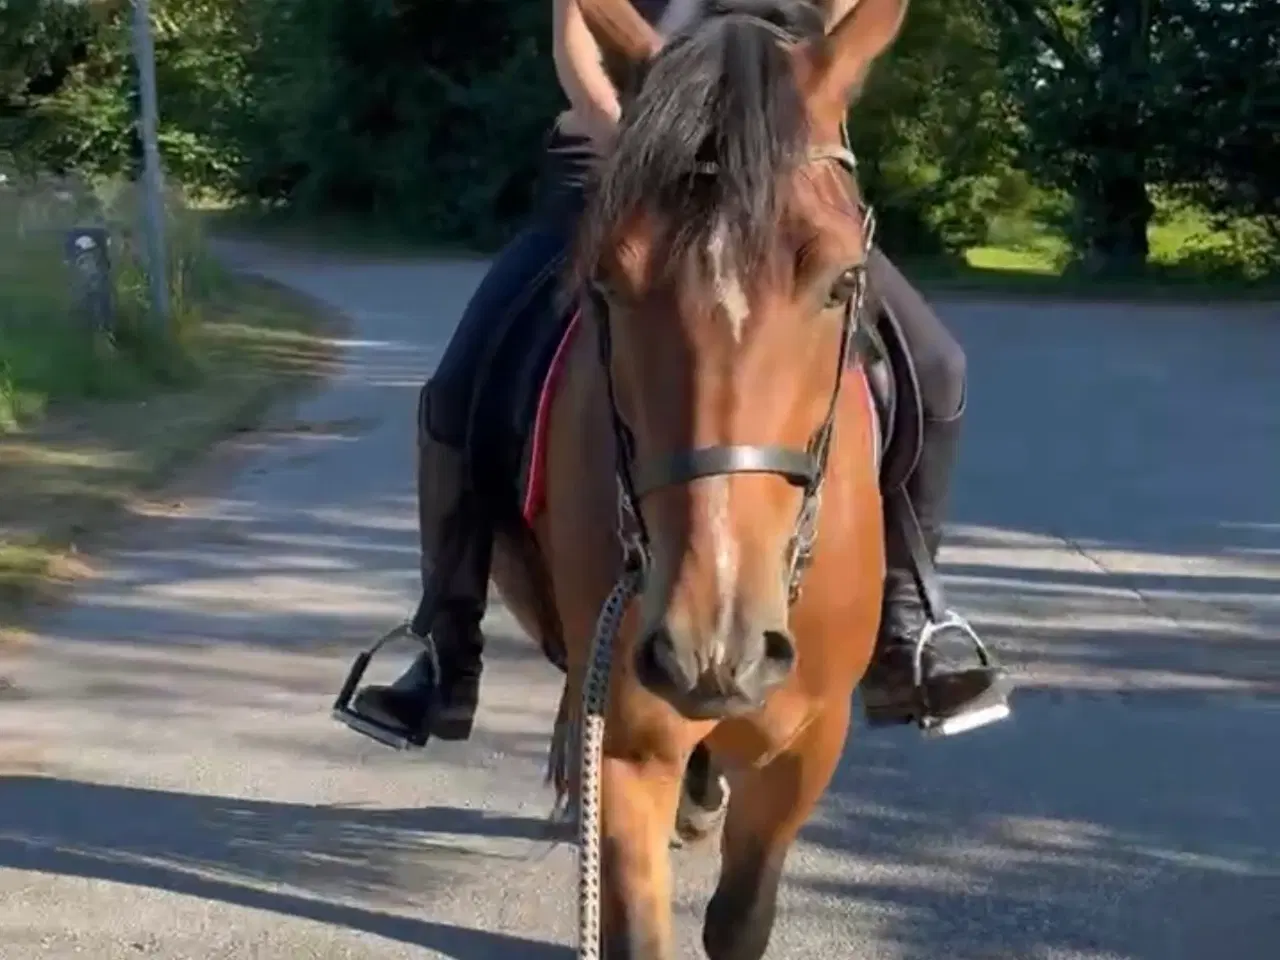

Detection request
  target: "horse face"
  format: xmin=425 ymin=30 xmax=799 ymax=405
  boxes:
xmin=600 ymin=174 xmax=873 ymax=717
xmin=575 ymin=0 xmax=904 ymax=719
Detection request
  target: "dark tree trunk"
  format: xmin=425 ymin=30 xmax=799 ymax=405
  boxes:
xmin=1075 ymin=0 xmax=1156 ymax=275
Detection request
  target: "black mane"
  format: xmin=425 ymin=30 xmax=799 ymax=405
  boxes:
xmin=575 ymin=0 xmax=827 ymax=284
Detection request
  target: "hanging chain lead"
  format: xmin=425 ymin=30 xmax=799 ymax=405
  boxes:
xmin=576 ymin=566 xmax=642 ymax=959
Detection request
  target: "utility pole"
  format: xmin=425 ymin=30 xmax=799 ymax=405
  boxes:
xmin=131 ymin=0 xmax=170 ymax=328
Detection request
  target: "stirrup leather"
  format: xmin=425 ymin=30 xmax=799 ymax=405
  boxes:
xmin=889 ymin=483 xmax=1013 ymax=737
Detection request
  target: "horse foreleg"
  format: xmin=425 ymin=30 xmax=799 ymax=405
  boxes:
xmin=702 ymin=700 xmax=851 ymax=960
xmin=599 ymin=754 xmax=685 ymax=959
xmin=674 ymin=742 xmax=730 ymax=847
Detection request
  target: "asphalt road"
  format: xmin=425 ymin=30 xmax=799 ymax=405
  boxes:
xmin=1 ymin=241 xmax=1276 ymax=959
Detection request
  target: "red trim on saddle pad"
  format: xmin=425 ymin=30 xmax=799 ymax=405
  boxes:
xmin=522 ymin=309 xmax=584 ymax=525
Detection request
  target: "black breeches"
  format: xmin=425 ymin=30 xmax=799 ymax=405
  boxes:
xmin=425 ymin=130 xmax=595 ymax=446
xmin=867 ymin=249 xmax=967 ymax=421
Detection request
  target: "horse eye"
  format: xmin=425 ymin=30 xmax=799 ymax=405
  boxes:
xmin=823 ymin=267 xmax=862 ymax=310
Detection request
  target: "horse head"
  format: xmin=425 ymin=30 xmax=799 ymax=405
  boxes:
xmin=572 ymin=0 xmax=906 ymax=720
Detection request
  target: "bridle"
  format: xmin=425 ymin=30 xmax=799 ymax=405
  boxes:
xmin=589 ymin=145 xmax=876 ymax=603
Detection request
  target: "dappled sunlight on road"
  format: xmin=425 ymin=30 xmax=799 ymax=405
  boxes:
xmin=937 ymin=522 xmax=1279 ymax=698
xmin=788 ymin=711 xmax=1280 ymax=960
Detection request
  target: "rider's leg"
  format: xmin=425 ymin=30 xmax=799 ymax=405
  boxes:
xmin=350 ymin=382 xmax=495 ymax=742
xmin=350 ymin=130 xmax=593 ymax=744
xmin=861 ymin=249 xmax=1009 ymax=731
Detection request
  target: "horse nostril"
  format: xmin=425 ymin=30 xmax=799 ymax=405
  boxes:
xmin=636 ymin=625 xmax=697 ymax=694
xmin=762 ymin=629 xmax=797 ymax=673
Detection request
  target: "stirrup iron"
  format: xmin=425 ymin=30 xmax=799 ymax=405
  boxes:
xmin=912 ymin=610 xmax=1011 ymax=738
xmin=331 ymin=622 xmax=440 ymax=750
xmin=331 ymin=521 xmax=466 ymax=749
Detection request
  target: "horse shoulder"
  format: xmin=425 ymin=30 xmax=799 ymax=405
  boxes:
xmin=542 ymin=324 xmax=627 ymax=659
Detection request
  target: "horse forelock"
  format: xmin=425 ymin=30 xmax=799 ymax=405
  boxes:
xmin=572 ymin=0 xmax=826 ymax=292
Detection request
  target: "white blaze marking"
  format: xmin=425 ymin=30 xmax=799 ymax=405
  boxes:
xmin=707 ymin=222 xmax=750 ymax=343
xmin=706 ymin=475 xmax=739 ymax=667
xmin=703 ymin=221 xmax=747 ymax=667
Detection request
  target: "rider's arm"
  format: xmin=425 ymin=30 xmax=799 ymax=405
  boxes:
xmin=554 ymin=0 xmax=624 ymax=149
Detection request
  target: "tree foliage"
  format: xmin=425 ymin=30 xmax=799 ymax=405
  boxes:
xmin=1 ymin=0 xmax=1276 ymax=267
xmin=851 ymin=0 xmax=1024 ymax=254
xmin=1 ymin=0 xmax=251 ymax=190
xmin=990 ymin=0 xmax=1278 ymax=272
xmin=235 ymin=0 xmax=563 ymax=247
xmin=1149 ymin=0 xmax=1279 ymax=244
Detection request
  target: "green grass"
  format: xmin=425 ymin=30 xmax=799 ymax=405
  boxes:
xmin=901 ymin=205 xmax=1280 ymax=300
xmin=0 ymin=177 xmax=220 ymax=428
xmin=964 ymin=245 xmax=1059 ymax=274
xmin=0 ymin=176 xmax=342 ymax=622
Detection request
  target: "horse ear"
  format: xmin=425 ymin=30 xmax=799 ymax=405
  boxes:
xmin=576 ymin=0 xmax=663 ymax=65
xmin=804 ymin=0 xmax=909 ymax=118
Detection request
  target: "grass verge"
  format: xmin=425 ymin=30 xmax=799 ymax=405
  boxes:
xmin=897 ymin=250 xmax=1280 ymax=302
xmin=0 ymin=177 xmax=343 ymax=626
xmin=908 ymin=202 xmax=1280 ymax=300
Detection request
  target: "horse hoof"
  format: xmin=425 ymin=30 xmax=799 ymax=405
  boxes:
xmin=671 ymin=775 xmax=730 ymax=849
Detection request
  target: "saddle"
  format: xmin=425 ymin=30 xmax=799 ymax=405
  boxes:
xmin=463 ymin=266 xmax=926 ymax=529
xmin=461 ymin=254 xmax=577 ymax=521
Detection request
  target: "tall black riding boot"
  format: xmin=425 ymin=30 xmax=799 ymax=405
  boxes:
xmin=861 ymin=413 xmax=1011 ymax=735
xmin=351 ymin=387 xmax=493 ymax=746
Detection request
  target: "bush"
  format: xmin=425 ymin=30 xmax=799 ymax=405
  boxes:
xmin=0 ymin=170 xmax=221 ymax=431
xmin=234 ymin=0 xmax=562 ymax=249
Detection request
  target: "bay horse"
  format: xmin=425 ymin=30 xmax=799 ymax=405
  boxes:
xmin=485 ymin=0 xmax=908 ymax=955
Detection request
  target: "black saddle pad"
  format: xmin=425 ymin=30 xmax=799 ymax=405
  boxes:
xmin=465 ymin=256 xmax=576 ymax=520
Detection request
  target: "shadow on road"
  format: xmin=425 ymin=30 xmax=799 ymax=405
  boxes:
xmin=795 ymin=709 xmax=1280 ymax=960
xmin=0 ymin=775 xmax=569 ymax=958
xmin=942 ymin=524 xmax=1280 ymax=698
xmin=15 ymin=497 xmax=1277 ymax=703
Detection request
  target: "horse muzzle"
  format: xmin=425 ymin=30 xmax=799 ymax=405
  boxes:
xmin=634 ymin=619 xmax=796 ymax=720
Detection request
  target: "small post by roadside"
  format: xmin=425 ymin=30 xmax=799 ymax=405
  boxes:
xmin=131 ymin=0 xmax=170 ymax=329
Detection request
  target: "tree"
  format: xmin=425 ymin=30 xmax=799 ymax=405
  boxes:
xmin=2 ymin=0 xmax=252 ymax=192
xmin=0 ymin=0 xmax=98 ymax=169
xmin=1149 ymin=0 xmax=1279 ymax=253
xmin=236 ymin=0 xmax=563 ymax=246
xmin=992 ymin=0 xmax=1162 ymax=274
xmin=993 ymin=0 xmax=1278 ymax=272
xmin=852 ymin=0 xmax=1024 ymax=255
